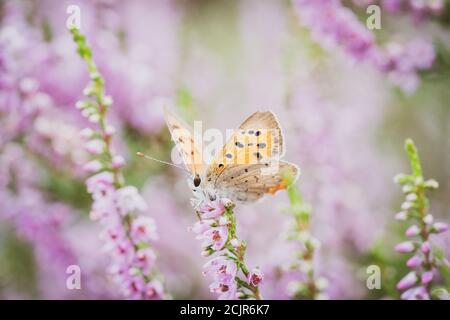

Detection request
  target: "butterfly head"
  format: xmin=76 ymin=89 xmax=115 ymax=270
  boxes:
xmin=189 ymin=173 xmax=218 ymax=202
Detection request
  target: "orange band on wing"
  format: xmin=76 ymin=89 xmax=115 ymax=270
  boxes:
xmin=266 ymin=182 xmax=287 ymax=194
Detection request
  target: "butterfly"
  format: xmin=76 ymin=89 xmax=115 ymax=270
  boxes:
xmin=164 ymin=109 xmax=299 ymax=204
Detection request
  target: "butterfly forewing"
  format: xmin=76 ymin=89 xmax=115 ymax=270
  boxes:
xmin=164 ymin=109 xmax=204 ymax=176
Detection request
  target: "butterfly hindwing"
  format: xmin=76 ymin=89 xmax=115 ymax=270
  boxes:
xmin=212 ymin=161 xmax=299 ymax=202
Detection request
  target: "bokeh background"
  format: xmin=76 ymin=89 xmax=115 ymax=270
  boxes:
xmin=1 ymin=0 xmax=449 ymax=299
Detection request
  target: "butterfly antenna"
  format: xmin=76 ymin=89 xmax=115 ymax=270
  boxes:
xmin=136 ymin=152 xmax=190 ymax=174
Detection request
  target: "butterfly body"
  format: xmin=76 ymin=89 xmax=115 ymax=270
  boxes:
xmin=165 ymin=109 xmax=299 ymax=204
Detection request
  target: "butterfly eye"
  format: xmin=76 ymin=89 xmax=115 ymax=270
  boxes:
xmin=193 ymin=174 xmax=201 ymax=187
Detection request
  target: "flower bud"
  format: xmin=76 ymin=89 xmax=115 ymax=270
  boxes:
xmin=112 ymin=155 xmax=125 ymax=169
xmin=406 ymin=255 xmax=422 ymax=268
xmin=395 ymin=241 xmax=415 ymax=253
xmin=405 ymin=225 xmax=421 ymax=237
xmin=83 ymin=86 xmax=95 ymax=96
xmin=89 ymin=113 xmax=100 ymax=123
xmin=431 ymin=222 xmax=448 ymax=234
xmin=247 ymin=268 xmax=264 ymax=287
xmin=222 ymin=198 xmax=235 ymax=210
xmin=19 ymin=77 xmax=39 ymax=95
xmin=395 ymin=211 xmax=408 ymax=221
xmin=421 ymin=271 xmax=433 ymax=285
xmin=316 ymin=277 xmax=329 ymax=290
xmin=401 ymin=202 xmax=413 ymax=210
xmin=75 ymin=101 xmax=87 ymax=109
xmin=394 ymin=174 xmax=409 ymax=185
xmin=83 ymin=160 xmax=102 ymax=173
xmin=424 ymin=179 xmax=439 ymax=189
xmin=85 ymin=139 xmax=105 ymax=155
xmin=105 ymin=125 xmax=116 ymax=136
xmin=414 ymin=177 xmax=424 ymax=185
xmin=396 ymin=271 xmax=418 ymax=290
xmin=103 ymin=95 xmax=113 ymax=106
xmin=420 ymin=241 xmax=430 ymax=253
xmin=423 ymin=214 xmax=433 ymax=225
xmin=80 ymin=127 xmax=95 ymax=139
xmin=402 ymin=185 xmax=414 ymax=193
xmin=218 ymin=216 xmax=228 ymax=226
xmin=81 ymin=108 xmax=92 ymax=118
xmin=230 ymin=238 xmax=240 ymax=247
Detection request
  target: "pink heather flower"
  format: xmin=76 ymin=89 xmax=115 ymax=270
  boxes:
xmin=191 ymin=220 xmax=214 ymax=238
xmin=144 ymin=280 xmax=164 ymax=300
xmin=115 ymin=186 xmax=147 ymax=215
xmin=397 ymin=271 xmax=418 ymax=290
xmin=210 ymin=279 xmax=237 ymax=300
xmin=19 ymin=77 xmax=39 ymax=95
xmin=401 ymin=286 xmax=430 ymax=300
xmin=401 ymin=201 xmax=413 ymax=210
xmin=88 ymin=113 xmax=100 ymax=123
xmin=85 ymin=139 xmax=105 ymax=154
xmin=248 ymin=268 xmax=264 ymax=287
xmin=406 ymin=193 xmax=418 ymax=202
xmin=432 ymin=222 xmax=448 ymax=234
xmin=395 ymin=211 xmax=408 ymax=220
xmin=112 ymin=155 xmax=125 ymax=169
xmin=406 ymin=255 xmax=422 ymax=268
xmin=134 ymin=248 xmax=157 ymax=273
xmin=395 ymin=241 xmax=415 ymax=253
xmin=199 ymin=200 xmax=225 ymax=219
xmin=405 ymin=225 xmax=421 ymax=237
xmin=421 ymin=271 xmax=434 ymax=284
xmin=203 ymin=256 xmax=237 ymax=278
xmin=90 ymin=192 xmax=116 ymax=221
xmin=230 ymin=238 xmax=240 ymax=248
xmin=421 ymin=241 xmax=431 ymax=253
xmin=203 ymin=256 xmax=226 ymax=275
xmin=423 ymin=214 xmax=434 ymax=225
xmin=131 ymin=216 xmax=158 ymax=243
xmin=124 ymin=276 xmax=146 ymax=299
xmin=86 ymin=171 xmax=114 ymax=195
xmin=80 ymin=128 xmax=95 ymax=139
xmin=83 ymin=160 xmax=103 ymax=173
xmin=382 ymin=0 xmax=402 ymax=13
xmin=104 ymin=226 xmax=127 ymax=244
xmin=205 ymin=257 xmax=238 ymax=300
xmin=204 ymin=226 xmax=228 ymax=251
xmin=406 ymin=39 xmax=435 ymax=70
xmin=218 ymin=216 xmax=228 ymax=226
xmin=114 ymin=240 xmax=133 ymax=259
xmin=105 ymin=125 xmax=116 ymax=137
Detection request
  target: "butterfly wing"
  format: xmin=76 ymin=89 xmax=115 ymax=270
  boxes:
xmin=205 ymin=111 xmax=297 ymax=202
xmin=212 ymin=161 xmax=299 ymax=202
xmin=164 ymin=108 xmax=203 ymax=176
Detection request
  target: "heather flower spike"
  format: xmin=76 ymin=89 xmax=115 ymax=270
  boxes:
xmin=70 ymin=28 xmax=166 ymax=299
xmin=283 ymin=172 xmax=327 ymax=300
xmin=394 ymin=139 xmax=449 ymax=300
xmin=192 ymin=198 xmax=263 ymax=300
xmin=292 ymin=0 xmax=435 ymax=93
